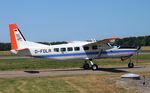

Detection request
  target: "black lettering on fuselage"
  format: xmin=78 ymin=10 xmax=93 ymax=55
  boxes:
xmin=34 ymin=49 xmax=51 ymax=54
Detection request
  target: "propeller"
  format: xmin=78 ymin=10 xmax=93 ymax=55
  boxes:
xmin=136 ymin=45 xmax=141 ymax=63
xmin=137 ymin=45 xmax=141 ymax=51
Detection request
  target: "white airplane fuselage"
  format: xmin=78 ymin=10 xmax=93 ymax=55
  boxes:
xmin=14 ymin=41 xmax=137 ymax=60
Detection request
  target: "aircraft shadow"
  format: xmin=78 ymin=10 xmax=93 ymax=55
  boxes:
xmin=24 ymin=71 xmax=40 ymax=74
xmin=97 ymin=67 xmax=128 ymax=73
xmin=40 ymin=68 xmax=83 ymax=72
xmin=24 ymin=66 xmax=143 ymax=74
xmin=24 ymin=68 xmax=83 ymax=74
xmin=108 ymin=66 xmax=144 ymax=69
xmin=97 ymin=66 xmax=144 ymax=73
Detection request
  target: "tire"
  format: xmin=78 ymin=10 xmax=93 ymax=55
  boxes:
xmin=83 ymin=63 xmax=90 ymax=70
xmin=128 ymin=63 xmax=134 ymax=68
xmin=92 ymin=64 xmax=98 ymax=71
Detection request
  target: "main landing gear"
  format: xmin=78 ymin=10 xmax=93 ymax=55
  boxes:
xmin=83 ymin=59 xmax=98 ymax=70
xmin=128 ymin=58 xmax=134 ymax=68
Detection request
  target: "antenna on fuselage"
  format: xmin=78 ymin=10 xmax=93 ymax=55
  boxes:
xmin=91 ymin=38 xmax=96 ymax=42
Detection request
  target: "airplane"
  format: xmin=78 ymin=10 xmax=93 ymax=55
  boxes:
xmin=9 ymin=24 xmax=141 ymax=70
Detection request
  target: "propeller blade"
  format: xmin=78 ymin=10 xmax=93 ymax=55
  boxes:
xmin=137 ymin=45 xmax=141 ymax=50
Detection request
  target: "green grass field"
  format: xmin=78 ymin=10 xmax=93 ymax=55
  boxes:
xmin=0 ymin=54 xmax=149 ymax=71
xmin=0 ymin=51 xmax=13 ymax=56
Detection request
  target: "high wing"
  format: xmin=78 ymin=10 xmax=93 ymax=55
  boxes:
xmin=83 ymin=37 xmax=120 ymax=50
xmin=83 ymin=39 xmax=111 ymax=50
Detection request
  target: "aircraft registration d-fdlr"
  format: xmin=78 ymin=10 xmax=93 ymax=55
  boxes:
xmin=9 ymin=24 xmax=141 ymax=70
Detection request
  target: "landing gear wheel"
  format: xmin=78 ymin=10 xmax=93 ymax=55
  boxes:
xmin=128 ymin=63 xmax=134 ymax=68
xmin=83 ymin=63 xmax=90 ymax=70
xmin=91 ymin=64 xmax=98 ymax=71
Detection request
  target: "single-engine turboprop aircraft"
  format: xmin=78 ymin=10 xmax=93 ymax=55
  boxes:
xmin=9 ymin=24 xmax=141 ymax=70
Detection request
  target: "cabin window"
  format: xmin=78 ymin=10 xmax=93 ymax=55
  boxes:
xmin=61 ymin=48 xmax=66 ymax=52
xmin=92 ymin=45 xmax=98 ymax=50
xmin=67 ymin=47 xmax=73 ymax=51
xmin=74 ymin=47 xmax=80 ymax=51
xmin=54 ymin=48 xmax=59 ymax=52
xmin=83 ymin=46 xmax=89 ymax=50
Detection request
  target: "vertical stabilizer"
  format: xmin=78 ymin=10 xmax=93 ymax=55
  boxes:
xmin=9 ymin=24 xmax=26 ymax=50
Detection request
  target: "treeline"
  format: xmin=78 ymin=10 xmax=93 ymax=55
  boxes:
xmin=0 ymin=35 xmax=150 ymax=51
xmin=0 ymin=43 xmax=11 ymax=51
xmin=116 ymin=35 xmax=150 ymax=47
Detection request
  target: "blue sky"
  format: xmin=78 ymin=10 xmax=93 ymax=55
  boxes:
xmin=0 ymin=0 xmax=150 ymax=42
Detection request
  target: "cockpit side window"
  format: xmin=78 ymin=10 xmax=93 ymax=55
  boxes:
xmin=92 ymin=45 xmax=98 ymax=50
xmin=83 ymin=46 xmax=89 ymax=50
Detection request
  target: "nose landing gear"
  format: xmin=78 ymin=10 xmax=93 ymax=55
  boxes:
xmin=128 ymin=62 xmax=134 ymax=68
xmin=128 ymin=58 xmax=134 ymax=68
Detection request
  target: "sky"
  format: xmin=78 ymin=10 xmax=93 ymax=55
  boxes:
xmin=0 ymin=0 xmax=150 ymax=42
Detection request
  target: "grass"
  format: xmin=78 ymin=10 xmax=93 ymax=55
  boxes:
xmin=0 ymin=77 xmax=78 ymax=93
xmin=135 ymin=54 xmax=150 ymax=60
xmin=0 ymin=51 xmax=149 ymax=93
xmin=0 ymin=58 xmax=82 ymax=70
xmin=142 ymin=46 xmax=150 ymax=51
xmin=0 ymin=75 xmax=139 ymax=93
xmin=0 ymin=51 xmax=12 ymax=56
xmin=0 ymin=54 xmax=149 ymax=71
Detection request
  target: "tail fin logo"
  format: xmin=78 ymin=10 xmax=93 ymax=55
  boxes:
xmin=14 ymin=28 xmax=23 ymax=41
xmin=16 ymin=33 xmax=23 ymax=41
